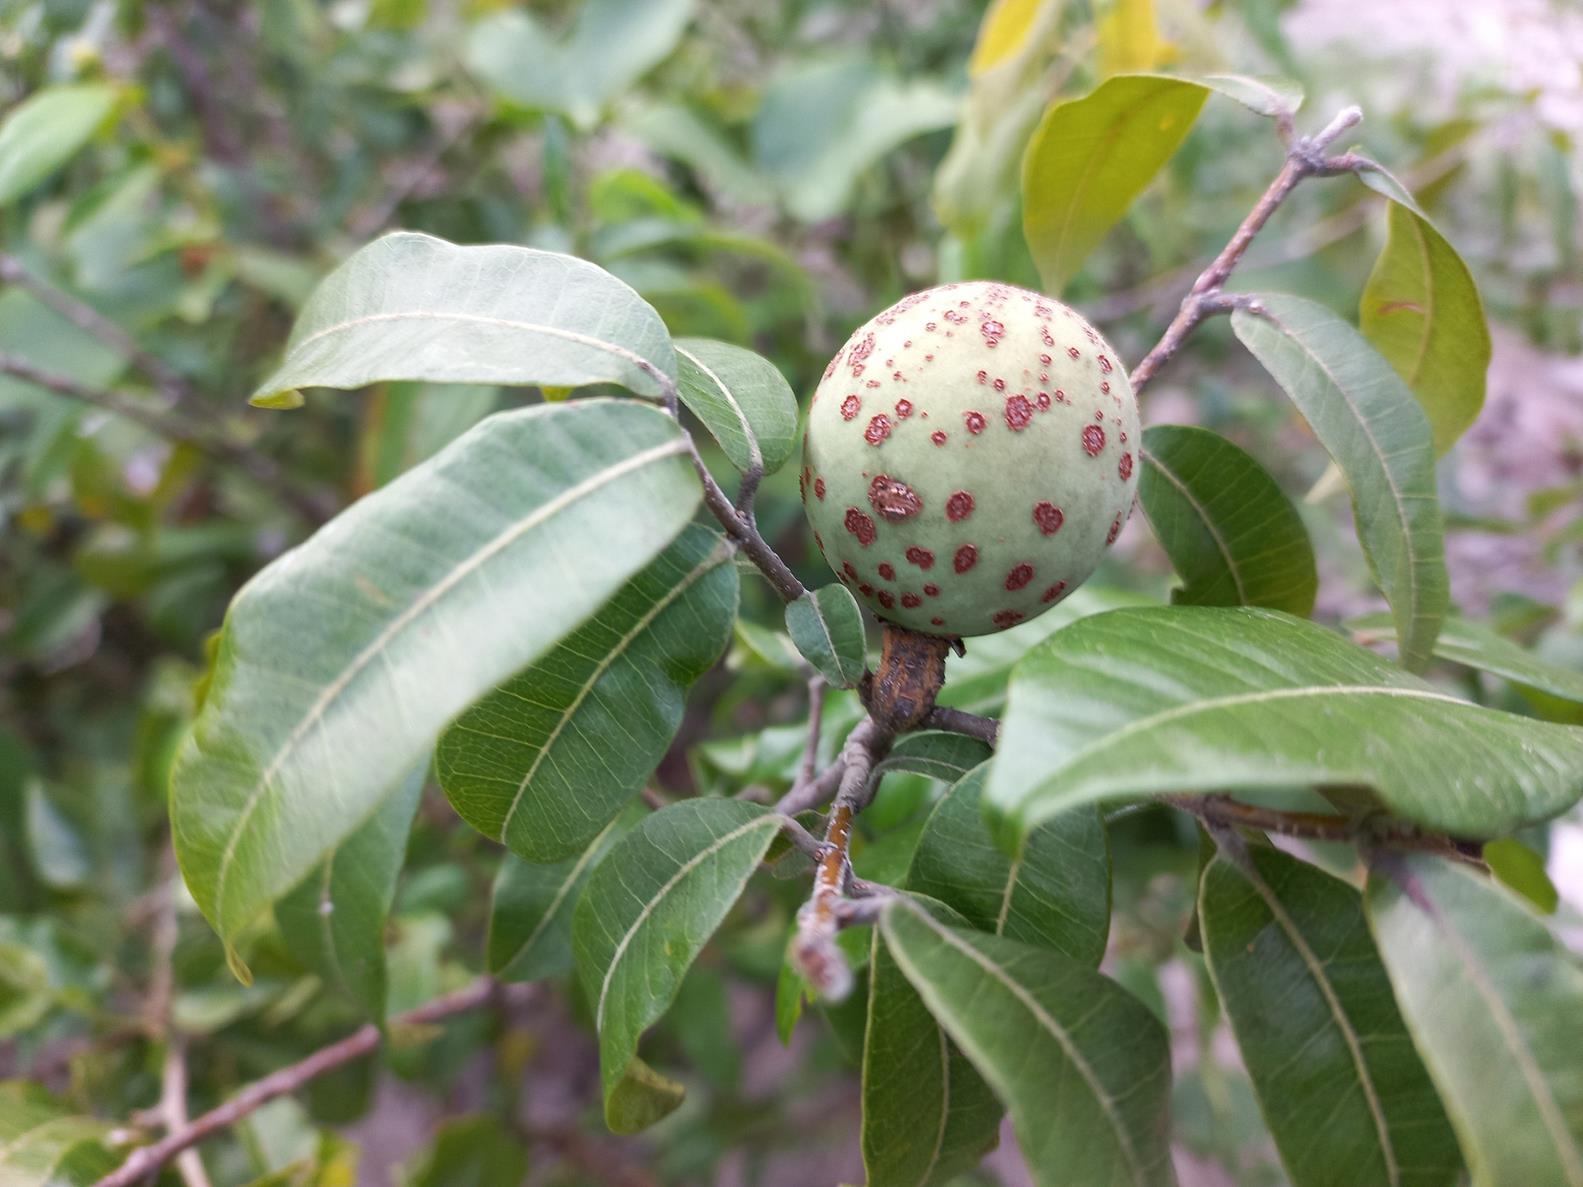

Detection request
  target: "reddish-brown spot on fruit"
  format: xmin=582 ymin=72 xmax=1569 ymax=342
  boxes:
xmin=1004 ymin=394 xmax=1034 ymax=431
xmin=1041 ymin=581 xmax=1067 ymax=603
xmin=931 ymin=430 xmax=948 ymax=446
xmin=877 ymin=590 xmax=896 ymax=609
xmin=866 ymin=379 xmax=881 ymax=388
xmin=842 ymin=561 xmax=859 ymax=580
xmin=845 ymin=508 xmax=877 ymax=546
xmin=869 ymin=475 xmax=922 ymax=521
xmin=1039 ymin=353 xmax=1052 ymax=365
xmin=992 ymin=377 xmax=1007 ymax=392
xmin=814 ymin=531 xmax=824 ymax=552
xmin=824 ymin=349 xmax=843 ymax=379
xmin=905 ymin=546 xmax=935 ymax=570
xmin=945 ymin=309 xmax=967 ymax=325
xmin=923 ymin=583 xmax=940 ymax=597
xmin=1033 ymin=501 xmax=1064 ymax=535
xmin=895 ymin=398 xmax=913 ymax=418
xmin=1107 ymin=514 xmax=1123 ymax=544
xmin=841 ymin=395 xmax=860 ymax=421
xmin=964 ymin=410 xmax=986 ymax=434
xmin=1082 ymin=424 xmax=1106 ymax=456
xmin=931 ymin=616 xmax=946 ymax=626
xmin=981 ymin=319 xmax=1005 ymax=347
xmin=1041 ymin=327 xmax=1055 ymax=348
xmin=1067 ymin=346 xmax=1081 ymax=359
xmin=1054 ymin=388 xmax=1067 ymax=403
xmin=1098 ymin=354 xmax=1113 ymax=373
xmin=849 ymin=332 xmax=876 ymax=373
xmin=1100 ymin=381 xmax=1111 ymax=395
xmin=878 ymin=562 xmax=896 ymax=581
xmin=993 ymin=609 xmax=1025 ymax=629
xmin=1005 ymin=563 xmax=1035 ymax=591
xmin=859 ymin=583 xmax=874 ymax=596
xmin=976 ymin=369 xmax=988 ymax=385
xmin=901 ymin=593 xmax=922 ymax=609
xmin=1036 ymin=391 xmax=1051 ymax=410
xmin=945 ymin=491 xmax=975 ymax=522
xmin=814 ymin=476 xmax=826 ymax=500
xmin=954 ymin=544 xmax=978 ymax=573
xmin=799 ymin=468 xmax=808 ymax=500
xmin=1118 ymin=452 xmax=1133 ymax=480
xmin=865 ymin=415 xmax=892 ymax=445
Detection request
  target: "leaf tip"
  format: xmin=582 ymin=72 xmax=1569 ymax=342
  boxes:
xmin=250 ymin=387 xmax=304 ymax=410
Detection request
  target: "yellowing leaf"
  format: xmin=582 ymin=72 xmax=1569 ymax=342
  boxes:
xmin=969 ymin=0 xmax=1051 ymax=76
xmin=1098 ymin=0 xmax=1172 ymax=76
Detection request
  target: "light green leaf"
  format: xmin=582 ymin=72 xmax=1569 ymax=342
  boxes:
xmin=1139 ymin=424 xmax=1317 ymax=615
xmin=251 ymin=232 xmax=676 ymax=409
xmin=398 ymin=1114 xmax=527 ymax=1187
xmin=863 ymin=922 xmax=1002 ymax=1187
xmin=1367 ymin=857 xmax=1583 ymax=1186
xmin=0 ymin=942 xmax=51 ymax=1038
xmin=486 ymin=807 xmax=638 ymax=982
xmin=1482 ymin=838 xmax=1559 ymax=915
xmin=908 ymin=766 xmax=1109 ymax=963
xmin=1232 ymin=294 xmax=1447 ymax=670
xmin=1199 ymin=844 xmax=1459 ymax=1187
xmin=674 ymin=338 xmax=798 ymax=477
xmin=172 ymin=399 xmax=700 ymax=965
xmin=621 ymin=103 xmax=777 ymax=207
xmin=274 ymin=765 xmax=423 ymax=1021
xmin=985 ymin=606 xmax=1583 ymax=844
xmin=438 ymin=524 xmax=737 ymax=861
xmin=464 ymin=0 xmax=695 ymax=129
xmin=785 ymin=584 xmax=867 ymax=689
xmin=0 ymin=1082 xmax=116 ymax=1186
xmin=358 ymin=383 xmax=498 ymax=489
xmin=1359 ymin=174 xmax=1490 ymax=454
xmin=1021 ymin=74 xmax=1207 ymax=291
xmin=1191 ymin=73 xmax=1304 ymax=119
xmin=1348 ymin=612 xmax=1583 ymax=706
xmin=880 ymin=902 xmax=1175 ymax=1187
xmin=0 ymin=85 xmax=118 ymax=207
xmin=873 ymin=731 xmax=993 ymax=784
xmin=572 ymin=799 xmax=780 ymax=1132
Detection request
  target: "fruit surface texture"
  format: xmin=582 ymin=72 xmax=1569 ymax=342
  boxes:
xmin=801 ymin=281 xmax=1138 ymax=637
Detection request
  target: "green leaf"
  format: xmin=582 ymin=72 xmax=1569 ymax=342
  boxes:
xmin=1482 ymin=838 xmax=1559 ymax=915
xmin=172 ymin=400 xmax=700 ymax=965
xmin=464 ymin=0 xmax=695 ymax=129
xmin=0 ymin=1082 xmax=116 ymax=1186
xmin=1190 ymin=73 xmax=1304 ymax=119
xmin=985 ymin=606 xmax=1583 ymax=843
xmin=863 ymin=923 xmax=1002 ymax=1187
xmin=251 ymin=233 xmax=676 ymax=409
xmin=486 ymin=808 xmax=636 ymax=982
xmin=1139 ymin=425 xmax=1317 ymax=615
xmin=1232 ymin=294 xmax=1448 ymax=670
xmin=880 ymin=902 xmax=1175 ymax=1187
xmin=572 ymin=799 xmax=780 ymax=1132
xmin=872 ymin=731 xmax=993 ymax=784
xmin=907 ymin=766 xmax=1109 ymax=963
xmin=1021 ymin=74 xmax=1208 ymax=291
xmin=0 ymin=85 xmax=118 ymax=207
xmin=1359 ymin=175 xmax=1490 ymax=454
xmin=1367 ymin=857 xmax=1583 ymax=1186
xmin=674 ymin=338 xmax=798 ymax=477
xmin=399 ymin=1114 xmax=527 ymax=1187
xmin=1199 ymin=844 xmax=1459 ymax=1187
xmin=1348 ymin=612 xmax=1583 ymax=706
xmin=273 ymin=765 xmax=423 ymax=1021
xmin=437 ymin=524 xmax=737 ymax=861
xmin=785 ymin=584 xmax=867 ymax=689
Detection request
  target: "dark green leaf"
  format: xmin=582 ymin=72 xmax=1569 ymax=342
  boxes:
xmin=872 ymin=732 xmax=993 ymax=784
xmin=0 ymin=1081 xmax=116 ymax=1186
xmin=1348 ymin=613 xmax=1583 ymax=706
xmin=881 ymin=902 xmax=1174 ymax=1187
xmin=573 ymin=799 xmax=780 ymax=1132
xmin=1367 ymin=857 xmax=1583 ymax=1186
xmin=1199 ymin=844 xmax=1459 ymax=1187
xmin=438 ymin=524 xmax=737 ymax=861
xmin=675 ymin=338 xmax=798 ymax=477
xmin=173 ymin=400 xmax=700 ymax=966
xmin=785 ymin=584 xmax=867 ymax=689
xmin=274 ymin=766 xmax=423 ymax=1021
xmin=1232 ymin=294 xmax=1448 ymax=670
xmin=399 ymin=1114 xmax=527 ymax=1187
xmin=251 ymin=233 xmax=676 ymax=409
xmin=986 ymin=606 xmax=1583 ymax=844
xmin=908 ymin=766 xmax=1109 ymax=963
xmin=1139 ymin=425 xmax=1317 ymax=615
xmin=0 ymin=85 xmax=119 ymax=207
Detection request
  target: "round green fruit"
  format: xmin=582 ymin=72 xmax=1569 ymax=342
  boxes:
xmin=800 ymin=281 xmax=1139 ymax=638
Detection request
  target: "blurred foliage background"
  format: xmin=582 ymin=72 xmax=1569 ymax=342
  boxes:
xmin=1 ymin=0 xmax=1580 ymax=1183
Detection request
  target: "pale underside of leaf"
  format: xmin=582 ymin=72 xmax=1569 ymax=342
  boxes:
xmin=675 ymin=342 xmax=761 ymax=473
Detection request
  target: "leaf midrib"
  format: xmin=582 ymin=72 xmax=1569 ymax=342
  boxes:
xmin=676 ymin=343 xmax=762 ymax=473
xmin=211 ymin=435 xmax=690 ymax=936
xmin=1142 ymin=445 xmax=1249 ymax=604
xmin=495 ymin=816 xmax=620 ymax=976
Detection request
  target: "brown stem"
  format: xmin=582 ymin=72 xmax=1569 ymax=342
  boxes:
xmin=922 ymin=705 xmax=999 ymax=747
xmin=92 ymin=978 xmax=511 ymax=1187
xmin=862 ymin=624 xmax=951 ymax=735
xmin=1165 ymin=794 xmax=1483 ymax=863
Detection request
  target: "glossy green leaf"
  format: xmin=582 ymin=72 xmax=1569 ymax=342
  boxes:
xmin=873 ymin=731 xmax=993 ymax=784
xmin=785 ymin=584 xmax=867 ymax=689
xmin=486 ymin=808 xmax=636 ymax=982
xmin=0 ymin=85 xmax=118 ymax=207
xmin=1232 ymin=294 xmax=1448 ymax=670
xmin=986 ymin=606 xmax=1583 ymax=844
xmin=273 ymin=765 xmax=423 ymax=1021
xmin=251 ymin=233 xmax=676 ymax=409
xmin=1021 ymin=74 xmax=1207 ymax=291
xmin=1200 ymin=844 xmax=1459 ymax=1187
xmin=1359 ymin=176 xmax=1490 ymax=454
xmin=1139 ymin=425 xmax=1317 ymax=615
xmin=908 ymin=766 xmax=1109 ymax=963
xmin=172 ymin=400 xmax=700 ymax=965
xmin=464 ymin=0 xmax=695 ymax=129
xmin=399 ymin=1114 xmax=527 ymax=1187
xmin=438 ymin=524 xmax=737 ymax=861
xmin=572 ymin=799 xmax=780 ymax=1132
xmin=0 ymin=1082 xmax=116 ymax=1186
xmin=674 ymin=338 xmax=798 ymax=477
xmin=1348 ymin=613 xmax=1583 ymax=705
xmin=881 ymin=901 xmax=1175 ymax=1187
xmin=1367 ymin=857 xmax=1583 ymax=1186
xmin=863 ymin=922 xmax=1001 ymax=1187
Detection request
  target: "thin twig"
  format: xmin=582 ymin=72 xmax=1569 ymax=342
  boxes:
xmin=921 ymin=705 xmax=999 ymax=747
xmin=92 ymin=978 xmax=513 ymax=1187
xmin=1164 ymin=793 xmax=1483 ymax=863
xmin=798 ymin=675 xmax=827 ymax=788
xmin=145 ymin=855 xmax=213 ymax=1187
xmin=1128 ymin=105 xmax=1366 ymax=397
